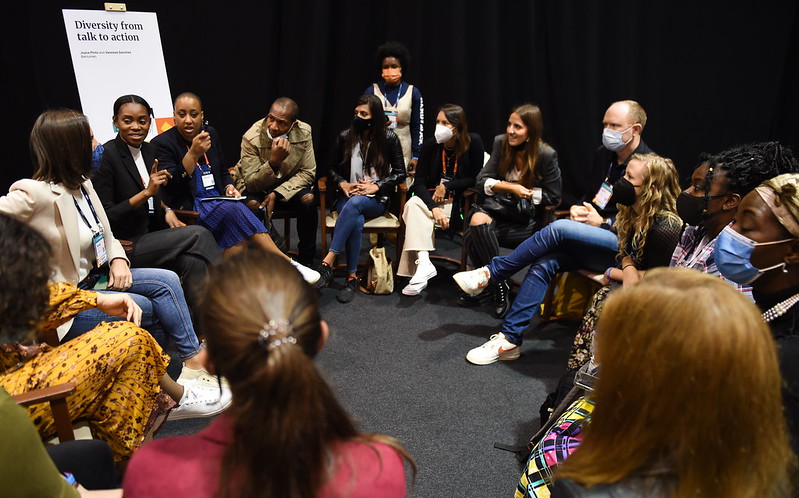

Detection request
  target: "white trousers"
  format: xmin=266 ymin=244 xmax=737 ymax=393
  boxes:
xmin=398 ymin=196 xmax=452 ymax=277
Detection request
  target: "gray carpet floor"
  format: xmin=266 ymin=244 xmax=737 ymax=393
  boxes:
xmin=158 ymin=231 xmax=580 ymax=497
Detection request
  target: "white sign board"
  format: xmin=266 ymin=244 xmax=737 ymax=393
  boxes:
xmin=62 ymin=9 xmax=173 ymax=144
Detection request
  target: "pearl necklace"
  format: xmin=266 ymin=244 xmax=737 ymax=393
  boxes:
xmin=762 ymin=292 xmax=799 ymax=323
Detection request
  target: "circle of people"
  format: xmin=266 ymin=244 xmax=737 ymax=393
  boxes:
xmin=0 ymin=40 xmax=797 ymax=497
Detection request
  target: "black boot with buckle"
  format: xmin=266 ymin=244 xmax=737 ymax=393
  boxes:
xmin=493 ymin=280 xmax=510 ymax=319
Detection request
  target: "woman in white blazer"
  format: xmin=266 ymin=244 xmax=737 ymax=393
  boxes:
xmin=0 ymin=109 xmax=230 ymax=420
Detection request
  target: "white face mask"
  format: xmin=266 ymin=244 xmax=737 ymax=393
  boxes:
xmin=602 ymin=126 xmax=633 ymax=152
xmin=266 ymin=121 xmax=294 ymax=141
xmin=434 ymin=124 xmax=455 ymax=144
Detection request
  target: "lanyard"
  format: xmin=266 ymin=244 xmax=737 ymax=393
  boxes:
xmin=186 ymin=145 xmax=212 ymax=172
xmin=382 ymin=82 xmax=405 ymax=108
xmin=441 ymin=148 xmax=458 ymax=179
xmin=73 ymin=186 xmax=102 ymax=233
xmin=602 ymin=161 xmax=616 ymax=183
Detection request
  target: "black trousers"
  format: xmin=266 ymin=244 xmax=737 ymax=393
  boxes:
xmin=464 ymin=206 xmax=536 ymax=268
xmin=252 ymin=186 xmax=318 ymax=265
xmin=130 ymin=225 xmax=222 ymax=301
xmin=47 ymin=439 xmax=118 ymax=489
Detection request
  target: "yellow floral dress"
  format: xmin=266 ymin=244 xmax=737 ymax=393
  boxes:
xmin=0 ymin=282 xmax=169 ymax=461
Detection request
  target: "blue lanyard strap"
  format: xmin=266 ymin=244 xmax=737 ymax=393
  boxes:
xmin=73 ymin=186 xmax=101 ymax=231
xmin=383 ymin=82 xmax=406 ymax=108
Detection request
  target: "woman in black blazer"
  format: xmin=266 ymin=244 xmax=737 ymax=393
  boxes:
xmin=93 ymin=94 xmax=221 ymax=293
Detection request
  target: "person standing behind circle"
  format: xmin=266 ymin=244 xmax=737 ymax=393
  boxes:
xmin=365 ymin=41 xmax=424 ymax=176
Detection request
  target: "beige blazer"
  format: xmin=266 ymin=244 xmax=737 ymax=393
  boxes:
xmin=232 ymin=119 xmax=316 ymax=200
xmin=0 ymin=178 xmax=128 ymax=285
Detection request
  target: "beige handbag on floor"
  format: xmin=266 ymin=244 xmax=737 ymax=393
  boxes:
xmin=361 ymin=246 xmax=394 ymax=294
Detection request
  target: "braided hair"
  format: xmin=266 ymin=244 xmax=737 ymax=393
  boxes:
xmin=684 ymin=143 xmax=798 ymax=255
xmin=705 ymin=141 xmax=799 ymax=196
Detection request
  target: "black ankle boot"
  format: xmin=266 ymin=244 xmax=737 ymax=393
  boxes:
xmin=493 ymin=281 xmax=510 ymax=319
xmin=457 ymin=287 xmax=494 ymax=307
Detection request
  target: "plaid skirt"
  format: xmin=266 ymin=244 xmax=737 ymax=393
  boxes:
xmin=196 ymin=198 xmax=267 ymax=249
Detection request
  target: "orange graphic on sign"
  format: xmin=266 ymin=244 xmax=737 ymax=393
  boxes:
xmin=155 ymin=118 xmax=174 ymax=134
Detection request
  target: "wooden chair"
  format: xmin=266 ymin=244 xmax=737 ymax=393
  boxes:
xmin=11 ymin=327 xmax=80 ymax=443
xmin=539 ymin=269 xmax=605 ymax=322
xmin=318 ymin=177 xmax=407 ymax=269
xmin=428 ymin=188 xmax=476 ymax=271
xmin=268 ymin=209 xmax=298 ymax=255
xmin=13 ymin=382 xmax=77 ymax=443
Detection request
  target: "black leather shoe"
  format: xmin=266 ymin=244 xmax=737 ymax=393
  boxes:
xmin=493 ymin=281 xmax=510 ymax=319
xmin=337 ymin=277 xmax=359 ymax=303
xmin=312 ymin=264 xmax=332 ymax=290
xmin=457 ymin=288 xmax=493 ymax=307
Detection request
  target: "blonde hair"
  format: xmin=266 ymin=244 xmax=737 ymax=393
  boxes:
xmin=557 ymin=268 xmax=796 ymax=497
xmin=614 ymin=153 xmax=681 ymax=261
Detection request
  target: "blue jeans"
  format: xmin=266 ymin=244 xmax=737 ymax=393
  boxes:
xmin=65 ymin=267 xmax=201 ymax=361
xmin=330 ymin=195 xmax=386 ymax=273
xmin=486 ymin=219 xmax=620 ymax=345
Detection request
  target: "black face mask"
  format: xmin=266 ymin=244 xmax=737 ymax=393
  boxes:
xmin=676 ymin=191 xmax=706 ymax=226
xmin=352 ymin=116 xmax=371 ymax=133
xmin=676 ymin=190 xmax=729 ymax=227
xmin=612 ymin=177 xmax=638 ymax=206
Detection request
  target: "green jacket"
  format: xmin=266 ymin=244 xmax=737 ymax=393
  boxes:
xmin=0 ymin=388 xmax=80 ymax=497
xmin=232 ymin=118 xmax=316 ymax=201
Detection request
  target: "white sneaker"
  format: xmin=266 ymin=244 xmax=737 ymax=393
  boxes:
xmin=453 ymin=267 xmax=491 ymax=296
xmin=402 ymin=280 xmax=428 ymax=296
xmin=466 ymin=333 xmax=520 ymax=365
xmin=178 ymin=366 xmax=229 ymax=389
xmin=409 ymin=260 xmax=437 ymax=285
xmin=168 ymin=380 xmax=233 ymax=421
xmin=291 ymin=259 xmax=321 ymax=284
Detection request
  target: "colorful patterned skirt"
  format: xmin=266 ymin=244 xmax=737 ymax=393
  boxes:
xmin=0 ymin=322 xmax=169 ymax=461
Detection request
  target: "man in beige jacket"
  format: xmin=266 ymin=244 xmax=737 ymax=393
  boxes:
xmin=232 ymin=97 xmax=317 ymax=265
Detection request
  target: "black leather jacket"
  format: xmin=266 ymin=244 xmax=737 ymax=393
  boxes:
xmin=327 ymin=129 xmax=406 ymax=210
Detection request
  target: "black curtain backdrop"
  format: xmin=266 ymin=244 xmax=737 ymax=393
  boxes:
xmin=3 ymin=1 xmax=798 ymax=198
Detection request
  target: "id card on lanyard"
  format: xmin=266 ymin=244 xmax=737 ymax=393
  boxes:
xmin=74 ymin=187 xmax=108 ymax=267
xmin=189 ymin=146 xmax=215 ymax=191
xmin=200 ymin=165 xmax=215 ymax=190
xmin=593 ymin=182 xmax=613 ymax=209
xmin=382 ymin=82 xmax=404 ymax=130
xmin=384 ymin=110 xmax=399 ymax=130
xmin=593 ymin=161 xmax=617 ymax=210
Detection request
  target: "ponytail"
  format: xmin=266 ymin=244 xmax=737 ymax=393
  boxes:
xmin=200 ymin=251 xmax=413 ymax=498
